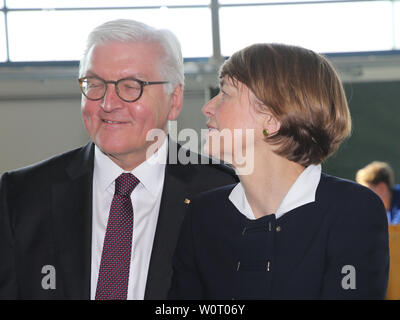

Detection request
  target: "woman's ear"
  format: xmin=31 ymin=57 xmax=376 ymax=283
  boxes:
xmin=263 ymin=113 xmax=280 ymax=137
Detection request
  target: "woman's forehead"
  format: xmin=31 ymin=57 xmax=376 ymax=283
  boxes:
xmin=219 ymin=76 xmax=242 ymax=90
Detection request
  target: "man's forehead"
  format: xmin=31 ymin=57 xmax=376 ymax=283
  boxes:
xmin=85 ymin=69 xmax=148 ymax=80
xmin=90 ymin=40 xmax=163 ymax=56
xmin=83 ymin=42 xmax=162 ymax=79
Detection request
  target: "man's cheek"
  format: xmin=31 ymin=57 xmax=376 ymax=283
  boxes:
xmin=133 ymin=107 xmax=156 ymax=127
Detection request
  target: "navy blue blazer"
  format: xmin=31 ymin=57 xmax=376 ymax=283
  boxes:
xmin=169 ymin=173 xmax=390 ymax=300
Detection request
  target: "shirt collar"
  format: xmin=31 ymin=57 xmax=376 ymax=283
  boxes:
xmin=94 ymin=138 xmax=168 ymax=198
xmin=229 ymin=164 xmax=322 ymax=220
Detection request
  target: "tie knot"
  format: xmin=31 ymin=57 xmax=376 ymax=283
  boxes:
xmin=114 ymin=173 xmax=140 ymax=197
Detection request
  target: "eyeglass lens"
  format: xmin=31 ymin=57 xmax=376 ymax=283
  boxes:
xmin=80 ymin=77 xmax=142 ymax=102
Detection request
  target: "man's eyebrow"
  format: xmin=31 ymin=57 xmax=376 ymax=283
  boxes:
xmin=84 ymin=71 xmax=148 ymax=80
xmin=85 ymin=70 xmax=101 ymax=78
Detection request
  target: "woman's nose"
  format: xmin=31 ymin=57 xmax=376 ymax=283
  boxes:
xmin=202 ymin=95 xmax=218 ymax=118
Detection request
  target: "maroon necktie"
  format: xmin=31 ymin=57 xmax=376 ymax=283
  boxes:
xmin=95 ymin=173 xmax=140 ymax=300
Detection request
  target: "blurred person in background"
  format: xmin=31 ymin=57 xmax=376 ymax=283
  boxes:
xmin=356 ymin=161 xmax=400 ymax=224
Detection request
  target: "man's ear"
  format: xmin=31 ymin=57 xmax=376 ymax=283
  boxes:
xmin=168 ymin=84 xmax=183 ymax=121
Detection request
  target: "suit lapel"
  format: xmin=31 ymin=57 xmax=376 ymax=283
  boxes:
xmin=51 ymin=143 xmax=94 ymax=299
xmin=144 ymin=140 xmax=194 ymax=299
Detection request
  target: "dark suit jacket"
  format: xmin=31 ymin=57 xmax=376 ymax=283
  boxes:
xmin=169 ymin=173 xmax=390 ymax=300
xmin=0 ymin=140 xmax=237 ymax=299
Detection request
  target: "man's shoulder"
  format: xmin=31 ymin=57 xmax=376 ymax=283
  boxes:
xmin=169 ymin=142 xmax=237 ymax=178
xmin=191 ymin=158 xmax=237 ymax=178
xmin=166 ymin=142 xmax=238 ymax=193
xmin=193 ymin=183 xmax=237 ymax=203
xmin=186 ymin=183 xmax=238 ymax=226
xmin=178 ymin=154 xmax=237 ymax=182
xmin=392 ymin=184 xmax=400 ymax=206
xmin=1 ymin=143 xmax=93 ymax=188
xmin=393 ymin=184 xmax=400 ymax=196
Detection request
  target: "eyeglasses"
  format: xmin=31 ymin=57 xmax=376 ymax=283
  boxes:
xmin=78 ymin=76 xmax=169 ymax=103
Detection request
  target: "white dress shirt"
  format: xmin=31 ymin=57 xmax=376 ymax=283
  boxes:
xmin=90 ymin=139 xmax=167 ymax=300
xmin=229 ymin=164 xmax=322 ymax=220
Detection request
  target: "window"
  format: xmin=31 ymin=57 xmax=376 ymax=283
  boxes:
xmin=219 ymin=1 xmax=394 ymax=56
xmin=0 ymin=12 xmax=6 ymax=62
xmin=5 ymin=0 xmax=210 ymax=9
xmin=7 ymin=7 xmax=212 ymax=61
xmin=394 ymin=0 xmax=400 ymax=48
xmin=1 ymin=1 xmax=399 ymax=64
xmin=219 ymin=0 xmax=326 ymax=3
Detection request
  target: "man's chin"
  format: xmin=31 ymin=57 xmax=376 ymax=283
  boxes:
xmin=97 ymin=143 xmax=137 ymax=157
xmin=98 ymin=140 xmax=158 ymax=159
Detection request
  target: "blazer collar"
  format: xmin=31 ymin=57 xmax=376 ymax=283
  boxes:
xmin=66 ymin=142 xmax=94 ymax=180
xmin=144 ymin=139 xmax=198 ymax=299
xmin=52 ymin=142 xmax=94 ymax=299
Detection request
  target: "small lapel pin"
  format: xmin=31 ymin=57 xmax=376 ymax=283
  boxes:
xmin=184 ymin=198 xmax=191 ymax=204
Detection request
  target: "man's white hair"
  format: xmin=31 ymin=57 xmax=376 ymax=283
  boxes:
xmin=79 ymin=19 xmax=184 ymax=93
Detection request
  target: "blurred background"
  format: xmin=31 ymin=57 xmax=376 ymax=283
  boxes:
xmin=0 ymin=0 xmax=399 ymax=183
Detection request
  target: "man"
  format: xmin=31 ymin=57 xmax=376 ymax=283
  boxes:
xmin=0 ymin=19 xmax=236 ymax=299
xmin=356 ymin=161 xmax=400 ymax=224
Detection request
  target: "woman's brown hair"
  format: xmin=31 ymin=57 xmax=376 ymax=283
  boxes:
xmin=219 ymin=43 xmax=352 ymax=166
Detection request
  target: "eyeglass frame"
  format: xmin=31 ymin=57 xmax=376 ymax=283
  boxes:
xmin=78 ymin=76 xmax=170 ymax=103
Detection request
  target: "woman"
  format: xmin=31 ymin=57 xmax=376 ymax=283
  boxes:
xmin=168 ymin=43 xmax=389 ymax=299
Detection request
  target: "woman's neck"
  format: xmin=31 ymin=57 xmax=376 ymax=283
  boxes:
xmin=237 ymin=151 xmax=305 ymax=219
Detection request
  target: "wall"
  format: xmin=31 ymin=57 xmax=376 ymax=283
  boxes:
xmin=1 ymin=54 xmax=400 ymax=179
xmin=324 ymin=81 xmax=400 ymax=180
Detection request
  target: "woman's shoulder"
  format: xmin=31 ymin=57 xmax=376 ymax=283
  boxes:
xmin=319 ymin=173 xmax=378 ymax=198
xmin=318 ymin=172 xmax=386 ymax=219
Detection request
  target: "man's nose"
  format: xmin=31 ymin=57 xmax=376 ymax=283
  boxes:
xmin=101 ymin=84 xmax=123 ymax=112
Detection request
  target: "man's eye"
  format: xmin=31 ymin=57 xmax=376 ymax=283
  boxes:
xmin=87 ymin=82 xmax=103 ymax=88
xmin=124 ymin=84 xmax=140 ymax=90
